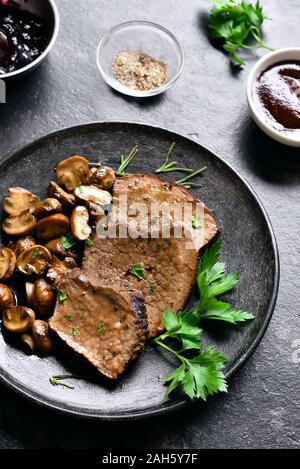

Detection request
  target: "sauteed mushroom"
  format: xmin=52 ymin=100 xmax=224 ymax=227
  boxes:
xmin=0 ymin=284 xmax=15 ymax=314
xmin=87 ymin=167 xmax=97 ymax=184
xmin=46 ymin=255 xmax=77 ymax=285
xmin=2 ymin=210 xmax=36 ymax=236
xmin=32 ymin=279 xmax=55 ymax=317
xmin=0 ymin=248 xmax=16 ymax=281
xmin=3 ymin=306 xmax=35 ymax=333
xmin=34 ymin=198 xmax=62 ymax=219
xmin=74 ymin=185 xmax=112 ymax=211
xmin=17 ymin=245 xmax=52 ymax=276
xmin=25 ymin=282 xmax=35 ymax=304
xmin=71 ymin=206 xmax=91 ymax=241
xmin=56 ymin=156 xmax=89 ymax=192
xmin=32 ymin=320 xmax=55 ymax=354
xmin=48 ymin=182 xmax=76 ymax=213
xmin=15 ymin=236 xmax=36 ymax=258
xmin=3 ymin=188 xmax=40 ymax=216
xmin=45 ymin=238 xmax=79 ymax=261
xmin=35 ymin=214 xmax=70 ymax=241
xmin=20 ymin=334 xmax=36 ymax=354
xmin=90 ymin=166 xmax=116 ymax=191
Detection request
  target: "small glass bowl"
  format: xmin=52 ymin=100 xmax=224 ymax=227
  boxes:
xmin=96 ymin=21 xmax=184 ymax=98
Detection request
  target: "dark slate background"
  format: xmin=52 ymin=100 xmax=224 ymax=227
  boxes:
xmin=0 ymin=0 xmax=299 ymax=449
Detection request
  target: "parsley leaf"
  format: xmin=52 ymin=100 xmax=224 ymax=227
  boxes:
xmin=64 ymin=314 xmax=73 ymax=322
xmin=129 ymin=263 xmax=144 ymax=280
xmin=96 ymin=321 xmax=103 ymax=336
xmin=192 ymin=217 xmax=203 ymax=230
xmin=58 ymin=290 xmax=68 ymax=303
xmin=72 ymin=327 xmax=80 ymax=337
xmin=85 ymin=238 xmax=94 ymax=248
xmin=31 ymin=247 xmax=39 ymax=260
xmin=60 ymin=232 xmax=76 ymax=250
xmin=207 ymin=0 xmax=273 ymax=66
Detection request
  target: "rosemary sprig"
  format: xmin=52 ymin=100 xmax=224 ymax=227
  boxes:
xmin=49 ymin=374 xmax=89 ymax=389
xmin=176 ymin=166 xmax=207 ymax=188
xmin=116 ymin=145 xmax=138 ymax=176
xmin=155 ymin=142 xmax=194 ymax=175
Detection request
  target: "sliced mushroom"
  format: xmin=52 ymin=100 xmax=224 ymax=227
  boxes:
xmin=46 ymin=255 xmax=76 ymax=285
xmin=32 ymin=320 xmax=55 ymax=355
xmin=45 ymin=238 xmax=79 ymax=261
xmin=3 ymin=188 xmax=40 ymax=216
xmin=0 ymin=284 xmax=15 ymax=314
xmin=64 ymin=257 xmax=78 ymax=269
xmin=34 ymin=198 xmax=62 ymax=219
xmin=0 ymin=248 xmax=16 ymax=282
xmin=17 ymin=245 xmax=52 ymax=276
xmin=20 ymin=333 xmax=36 ymax=354
xmin=25 ymin=282 xmax=35 ymax=305
xmin=90 ymin=166 xmax=116 ymax=191
xmin=32 ymin=279 xmax=55 ymax=317
xmin=3 ymin=306 xmax=35 ymax=333
xmin=2 ymin=210 xmax=36 ymax=237
xmin=71 ymin=206 xmax=91 ymax=241
xmin=87 ymin=167 xmax=97 ymax=184
xmin=15 ymin=236 xmax=36 ymax=258
xmin=48 ymin=181 xmax=76 ymax=213
xmin=56 ymin=156 xmax=89 ymax=192
xmin=74 ymin=185 xmax=112 ymax=214
xmin=35 ymin=214 xmax=70 ymax=241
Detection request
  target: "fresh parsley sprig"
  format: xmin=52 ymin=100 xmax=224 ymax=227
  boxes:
xmin=207 ymin=0 xmax=273 ymax=66
xmin=154 ymin=240 xmax=254 ymax=400
xmin=154 ymin=310 xmax=228 ymax=400
xmin=116 ymin=145 xmax=138 ymax=176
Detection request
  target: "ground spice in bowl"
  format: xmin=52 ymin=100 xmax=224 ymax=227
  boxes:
xmin=112 ymin=49 xmax=167 ymax=92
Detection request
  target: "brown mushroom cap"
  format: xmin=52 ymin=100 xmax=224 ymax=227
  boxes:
xmin=3 ymin=306 xmax=35 ymax=333
xmin=20 ymin=333 xmax=36 ymax=354
xmin=48 ymin=182 xmax=76 ymax=213
xmin=87 ymin=167 xmax=97 ymax=184
xmin=15 ymin=236 xmax=36 ymax=258
xmin=90 ymin=166 xmax=116 ymax=191
xmin=3 ymin=188 xmax=40 ymax=216
xmin=0 ymin=248 xmax=16 ymax=282
xmin=35 ymin=214 xmax=70 ymax=241
xmin=2 ymin=210 xmax=36 ymax=237
xmin=17 ymin=245 xmax=52 ymax=276
xmin=32 ymin=320 xmax=55 ymax=355
xmin=0 ymin=284 xmax=15 ymax=314
xmin=34 ymin=198 xmax=62 ymax=219
xmin=32 ymin=279 xmax=55 ymax=317
xmin=45 ymin=238 xmax=79 ymax=261
xmin=56 ymin=156 xmax=89 ymax=192
xmin=71 ymin=206 xmax=91 ymax=241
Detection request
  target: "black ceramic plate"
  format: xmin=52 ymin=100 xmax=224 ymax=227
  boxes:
xmin=0 ymin=122 xmax=279 ymax=420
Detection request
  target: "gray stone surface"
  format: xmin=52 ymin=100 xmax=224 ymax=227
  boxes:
xmin=0 ymin=0 xmax=299 ymax=449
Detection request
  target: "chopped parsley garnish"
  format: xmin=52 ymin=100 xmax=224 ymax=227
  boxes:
xmin=85 ymin=238 xmax=94 ymax=248
xmin=156 ymin=243 xmax=161 ymax=252
xmin=31 ymin=247 xmax=39 ymax=260
xmin=60 ymin=232 xmax=76 ymax=250
xmin=58 ymin=290 xmax=68 ymax=303
xmin=192 ymin=217 xmax=203 ymax=229
xmin=96 ymin=321 xmax=103 ymax=336
xmin=129 ymin=263 xmax=144 ymax=280
xmin=72 ymin=327 xmax=80 ymax=337
xmin=123 ymin=324 xmax=129 ymax=331
xmin=64 ymin=315 xmax=73 ymax=322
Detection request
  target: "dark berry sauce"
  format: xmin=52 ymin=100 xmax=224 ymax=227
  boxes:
xmin=0 ymin=4 xmax=49 ymax=74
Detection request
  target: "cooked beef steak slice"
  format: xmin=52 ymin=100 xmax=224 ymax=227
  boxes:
xmin=49 ymin=269 xmax=148 ymax=379
xmin=83 ymin=233 xmax=198 ymax=338
xmin=112 ymin=174 xmax=219 ymax=248
xmin=83 ymin=174 xmax=219 ymax=337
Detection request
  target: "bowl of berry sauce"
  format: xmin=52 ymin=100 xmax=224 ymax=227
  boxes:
xmin=0 ymin=0 xmax=59 ymax=79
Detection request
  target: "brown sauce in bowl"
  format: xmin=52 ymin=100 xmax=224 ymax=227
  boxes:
xmin=254 ymin=61 xmax=300 ymax=133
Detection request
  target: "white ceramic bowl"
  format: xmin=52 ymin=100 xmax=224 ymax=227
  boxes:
xmin=247 ymin=48 xmax=300 ymax=147
xmin=96 ymin=21 xmax=184 ymax=98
